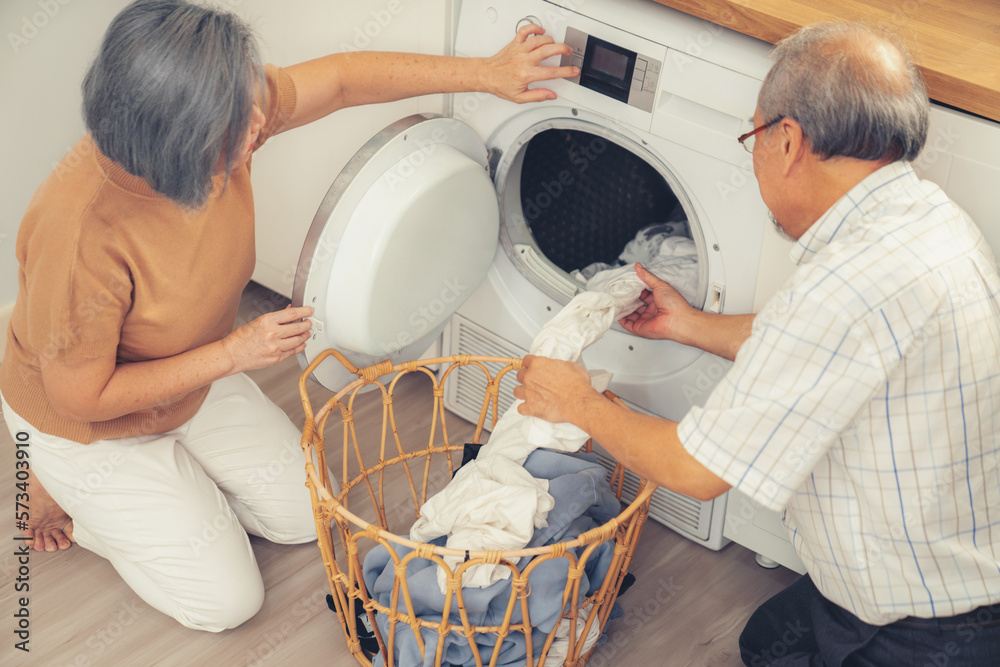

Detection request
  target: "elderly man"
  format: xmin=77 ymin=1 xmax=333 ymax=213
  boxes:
xmin=515 ymin=22 xmax=1000 ymax=665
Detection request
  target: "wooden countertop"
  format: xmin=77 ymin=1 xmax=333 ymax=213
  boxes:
xmin=652 ymin=0 xmax=1000 ymax=123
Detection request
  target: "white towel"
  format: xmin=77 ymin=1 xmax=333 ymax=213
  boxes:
xmin=410 ymin=269 xmax=648 ymax=592
xmin=572 ymin=223 xmax=700 ymax=306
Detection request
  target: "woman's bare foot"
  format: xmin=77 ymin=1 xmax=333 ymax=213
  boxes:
xmin=19 ymin=469 xmax=75 ymax=552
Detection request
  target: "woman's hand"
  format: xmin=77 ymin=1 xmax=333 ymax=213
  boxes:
xmin=221 ymin=305 xmax=314 ymax=373
xmin=619 ymin=263 xmax=696 ymax=342
xmin=513 ymin=354 xmax=599 ymax=425
xmin=480 ymin=23 xmax=579 ymax=104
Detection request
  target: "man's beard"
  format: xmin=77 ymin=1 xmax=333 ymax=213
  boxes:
xmin=769 ymin=210 xmax=795 ymax=242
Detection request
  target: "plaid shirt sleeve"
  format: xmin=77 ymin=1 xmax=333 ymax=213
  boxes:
xmin=678 ymin=287 xmax=888 ymax=511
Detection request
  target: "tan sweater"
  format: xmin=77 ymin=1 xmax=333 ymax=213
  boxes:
xmin=0 ymin=65 xmax=297 ymax=444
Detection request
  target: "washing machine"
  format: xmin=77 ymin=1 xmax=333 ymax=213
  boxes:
xmin=293 ymin=0 xmax=775 ymax=550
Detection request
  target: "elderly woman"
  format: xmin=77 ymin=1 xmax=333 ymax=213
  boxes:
xmin=1 ymin=0 xmax=575 ymax=631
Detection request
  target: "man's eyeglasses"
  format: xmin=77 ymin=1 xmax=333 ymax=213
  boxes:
xmin=737 ymin=118 xmax=781 ymax=153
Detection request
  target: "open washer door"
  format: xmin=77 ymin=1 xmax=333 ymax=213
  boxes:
xmin=292 ymin=114 xmax=499 ymax=391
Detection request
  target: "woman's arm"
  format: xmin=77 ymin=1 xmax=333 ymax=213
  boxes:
xmin=280 ymin=24 xmax=577 ymax=132
xmin=40 ymin=306 xmax=312 ymax=423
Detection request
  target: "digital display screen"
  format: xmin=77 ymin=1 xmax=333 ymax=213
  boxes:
xmin=589 ymin=45 xmax=629 ymax=81
xmin=579 ymin=36 xmax=637 ymax=104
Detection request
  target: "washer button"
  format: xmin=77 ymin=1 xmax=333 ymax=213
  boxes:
xmin=516 ymin=15 xmax=541 ymax=34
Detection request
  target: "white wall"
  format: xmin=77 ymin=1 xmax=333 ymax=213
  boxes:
xmin=0 ymin=0 xmax=448 ymax=364
xmin=1 ymin=0 xmax=130 ymax=309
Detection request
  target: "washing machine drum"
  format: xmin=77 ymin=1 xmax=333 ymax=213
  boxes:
xmin=293 ymin=115 xmax=499 ymax=391
xmin=520 ymin=128 xmax=680 ymax=273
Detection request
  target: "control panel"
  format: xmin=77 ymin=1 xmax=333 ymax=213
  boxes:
xmin=560 ymin=25 xmax=660 ymax=113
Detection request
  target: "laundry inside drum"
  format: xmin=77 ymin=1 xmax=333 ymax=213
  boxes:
xmin=518 ymin=128 xmax=700 ymax=304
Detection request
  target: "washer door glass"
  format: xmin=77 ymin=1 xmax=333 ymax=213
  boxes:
xmin=293 ymin=114 xmax=499 ymax=391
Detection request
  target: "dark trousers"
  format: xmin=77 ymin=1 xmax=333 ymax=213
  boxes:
xmin=739 ymin=575 xmax=1000 ymax=667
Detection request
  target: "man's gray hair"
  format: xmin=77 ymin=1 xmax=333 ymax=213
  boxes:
xmin=758 ymin=22 xmax=929 ymax=162
xmin=83 ymin=0 xmax=264 ymax=208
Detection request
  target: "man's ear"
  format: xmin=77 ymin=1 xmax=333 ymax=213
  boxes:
xmin=774 ymin=117 xmax=810 ymax=178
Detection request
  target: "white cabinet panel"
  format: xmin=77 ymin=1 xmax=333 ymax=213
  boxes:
xmin=724 ymin=489 xmax=806 ymax=574
xmin=914 ymin=103 xmax=1000 ymax=260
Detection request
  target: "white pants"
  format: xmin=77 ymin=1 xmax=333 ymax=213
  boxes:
xmin=2 ymin=373 xmax=327 ymax=632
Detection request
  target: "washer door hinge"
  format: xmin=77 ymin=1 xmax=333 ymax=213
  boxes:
xmin=487 ymin=147 xmax=503 ymax=181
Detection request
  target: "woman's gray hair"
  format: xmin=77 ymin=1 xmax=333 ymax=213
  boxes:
xmin=83 ymin=0 xmax=265 ymax=208
xmin=757 ymin=22 xmax=929 ymax=162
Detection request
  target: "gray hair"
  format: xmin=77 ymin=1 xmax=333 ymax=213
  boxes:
xmin=83 ymin=0 xmax=264 ymax=208
xmin=757 ymin=22 xmax=928 ymax=162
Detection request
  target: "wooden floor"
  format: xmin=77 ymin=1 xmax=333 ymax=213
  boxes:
xmin=0 ymin=282 xmax=799 ymax=667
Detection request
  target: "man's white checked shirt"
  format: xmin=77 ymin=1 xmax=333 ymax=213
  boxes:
xmin=678 ymin=161 xmax=1000 ymax=625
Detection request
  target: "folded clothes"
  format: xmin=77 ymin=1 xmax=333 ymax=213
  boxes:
xmin=362 ymin=450 xmax=621 ymax=667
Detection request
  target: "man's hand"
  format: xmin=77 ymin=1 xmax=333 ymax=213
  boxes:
xmin=479 ymin=23 xmax=579 ymax=104
xmin=619 ymin=263 xmax=696 ymax=341
xmin=513 ymin=354 xmax=600 ymax=425
xmin=620 ymin=263 xmax=755 ymax=361
xmin=514 ymin=354 xmax=730 ymax=500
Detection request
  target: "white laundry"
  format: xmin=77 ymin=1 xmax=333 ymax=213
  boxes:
xmin=642 ymin=235 xmax=699 ymax=305
xmin=410 ymin=455 xmax=553 ymax=589
xmin=543 ymin=613 xmax=604 ymax=667
xmin=574 ymin=261 xmax=614 ymax=282
xmin=618 ymin=220 xmax=691 ymax=266
xmin=409 ymin=269 xmax=649 ymax=592
xmin=572 ymin=222 xmax=700 ymax=306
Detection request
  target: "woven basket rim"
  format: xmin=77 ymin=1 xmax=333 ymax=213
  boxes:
xmin=299 ymin=350 xmax=658 ymax=560
xmin=304 ymin=464 xmax=656 ymax=560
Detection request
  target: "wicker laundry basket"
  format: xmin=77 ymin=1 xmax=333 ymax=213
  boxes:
xmin=299 ymin=350 xmax=655 ymax=667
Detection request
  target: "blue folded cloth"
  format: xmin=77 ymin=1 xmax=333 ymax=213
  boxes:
xmin=361 ymin=449 xmax=622 ymax=667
